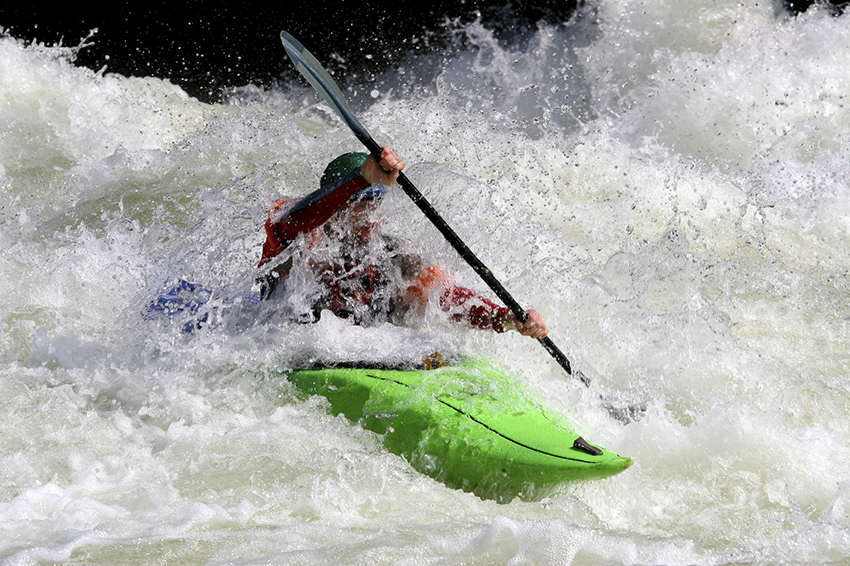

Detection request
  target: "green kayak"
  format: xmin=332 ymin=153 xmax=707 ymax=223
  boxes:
xmin=284 ymin=358 xmax=633 ymax=502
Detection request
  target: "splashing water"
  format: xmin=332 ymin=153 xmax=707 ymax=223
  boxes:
xmin=2 ymin=1 xmax=850 ymax=564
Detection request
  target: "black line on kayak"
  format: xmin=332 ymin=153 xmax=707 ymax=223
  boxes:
xmin=296 ymin=360 xmax=424 ymax=371
xmin=363 ymin=373 xmax=602 ymax=464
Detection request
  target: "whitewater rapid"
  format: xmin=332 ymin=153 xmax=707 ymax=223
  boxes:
xmin=2 ymin=1 xmax=850 ymax=564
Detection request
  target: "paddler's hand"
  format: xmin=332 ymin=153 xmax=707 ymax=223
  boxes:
xmin=503 ymin=309 xmax=549 ymax=339
xmin=362 ymin=147 xmax=405 ymax=186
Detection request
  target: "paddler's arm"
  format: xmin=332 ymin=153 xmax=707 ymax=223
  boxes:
xmin=259 ymin=147 xmax=405 ymax=266
xmin=277 ymin=146 xmax=405 ymax=241
xmin=439 ymin=281 xmax=549 ymax=338
xmin=258 ymin=173 xmax=368 ymax=267
xmin=272 ymin=169 xmax=369 ymax=242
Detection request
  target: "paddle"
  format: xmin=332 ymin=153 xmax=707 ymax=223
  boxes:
xmin=280 ymin=31 xmax=590 ymax=387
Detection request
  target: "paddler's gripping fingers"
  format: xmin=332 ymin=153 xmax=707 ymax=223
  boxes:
xmin=505 ymin=309 xmax=549 ymax=339
xmin=362 ymin=147 xmax=405 ymax=186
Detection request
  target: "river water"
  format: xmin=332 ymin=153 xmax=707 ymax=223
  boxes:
xmin=2 ymin=1 xmax=850 ymax=564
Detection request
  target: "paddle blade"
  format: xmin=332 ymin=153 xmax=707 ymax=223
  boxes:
xmin=280 ymin=31 xmax=375 ymax=149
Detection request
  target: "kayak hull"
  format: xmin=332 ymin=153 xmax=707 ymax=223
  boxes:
xmin=285 ymin=359 xmax=632 ymax=502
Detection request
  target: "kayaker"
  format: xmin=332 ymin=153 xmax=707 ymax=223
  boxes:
xmin=258 ymin=147 xmax=549 ymax=339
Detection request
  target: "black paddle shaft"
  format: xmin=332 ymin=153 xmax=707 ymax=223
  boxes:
xmin=280 ymin=31 xmax=589 ymax=387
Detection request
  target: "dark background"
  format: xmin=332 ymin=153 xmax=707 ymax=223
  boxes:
xmin=0 ymin=1 xmax=842 ymax=104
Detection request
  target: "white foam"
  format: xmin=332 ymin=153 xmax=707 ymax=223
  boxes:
xmin=2 ymin=4 xmax=850 ymax=562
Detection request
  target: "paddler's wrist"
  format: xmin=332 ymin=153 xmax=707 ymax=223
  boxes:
xmin=353 ymin=166 xmax=370 ymax=187
xmin=357 ymin=164 xmax=384 ymax=187
xmin=495 ymin=311 xmax=516 ymax=333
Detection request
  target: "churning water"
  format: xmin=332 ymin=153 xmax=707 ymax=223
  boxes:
xmin=2 ymin=1 xmax=850 ymax=564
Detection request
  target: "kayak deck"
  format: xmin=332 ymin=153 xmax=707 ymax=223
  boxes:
xmin=284 ymin=358 xmax=632 ymax=502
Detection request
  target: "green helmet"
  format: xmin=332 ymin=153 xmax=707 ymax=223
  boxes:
xmin=320 ymin=152 xmax=368 ymax=187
